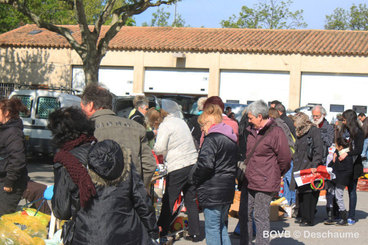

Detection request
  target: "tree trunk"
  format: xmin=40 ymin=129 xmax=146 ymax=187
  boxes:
xmin=83 ymin=58 xmax=99 ymax=85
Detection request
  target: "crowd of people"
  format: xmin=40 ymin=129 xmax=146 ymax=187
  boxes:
xmin=0 ymin=84 xmax=366 ymax=245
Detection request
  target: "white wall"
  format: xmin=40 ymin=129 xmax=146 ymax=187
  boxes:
xmin=144 ymin=68 xmax=209 ymax=95
xmin=220 ymin=70 xmax=290 ymax=106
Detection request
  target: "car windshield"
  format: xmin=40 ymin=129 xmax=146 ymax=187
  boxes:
xmin=36 ymin=97 xmax=60 ymax=119
xmin=12 ymin=95 xmax=32 ymax=118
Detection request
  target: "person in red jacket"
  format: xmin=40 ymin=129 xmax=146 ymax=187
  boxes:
xmin=239 ymin=100 xmax=291 ymax=245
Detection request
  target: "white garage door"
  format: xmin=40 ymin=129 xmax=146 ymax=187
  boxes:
xmin=144 ymin=68 xmax=209 ymax=95
xmin=220 ymin=70 xmax=290 ymax=106
xmin=301 ymin=73 xmax=368 ymax=121
xmin=72 ymin=66 xmax=134 ymax=96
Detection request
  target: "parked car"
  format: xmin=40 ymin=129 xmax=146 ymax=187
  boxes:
xmin=9 ymin=88 xmax=81 ymax=156
xmin=113 ymin=94 xmax=198 ymax=121
xmin=224 ymin=103 xmax=248 ymax=122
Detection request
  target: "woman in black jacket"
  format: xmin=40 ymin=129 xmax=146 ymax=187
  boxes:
xmin=190 ymin=104 xmax=238 ymax=245
xmin=49 ymin=107 xmax=159 ymax=245
xmin=340 ymin=109 xmax=364 ymax=225
xmin=0 ymin=98 xmax=28 ymax=216
xmin=291 ymin=112 xmax=324 ymax=226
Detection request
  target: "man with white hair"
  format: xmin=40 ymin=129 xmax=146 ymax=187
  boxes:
xmin=311 ymin=105 xmax=334 ymax=163
xmin=312 ymin=105 xmax=336 ymax=225
xmin=239 ymin=100 xmax=291 ymax=245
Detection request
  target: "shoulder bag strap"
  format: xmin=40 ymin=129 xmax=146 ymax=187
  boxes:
xmin=244 ymin=124 xmax=276 ymax=166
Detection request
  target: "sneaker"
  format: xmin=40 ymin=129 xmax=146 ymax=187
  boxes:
xmin=184 ymin=235 xmax=200 ymax=242
xmin=159 ymin=237 xmax=169 ymax=245
xmin=347 ymin=218 xmax=356 ymax=225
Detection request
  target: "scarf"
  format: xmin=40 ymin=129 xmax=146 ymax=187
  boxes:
xmin=54 ymin=134 xmax=97 ymax=208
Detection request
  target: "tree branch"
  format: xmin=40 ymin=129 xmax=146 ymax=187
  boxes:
xmin=98 ymin=0 xmax=176 ymax=60
xmin=95 ymin=0 xmax=117 ymax=35
xmin=1 ymin=0 xmax=85 ymax=55
xmin=74 ymin=0 xmax=92 ymax=44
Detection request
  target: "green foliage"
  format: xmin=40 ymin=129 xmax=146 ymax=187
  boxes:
xmin=147 ymin=7 xmax=170 ymax=26
xmin=0 ymin=0 xmax=136 ymax=33
xmin=221 ymin=0 xmax=307 ymax=29
xmin=0 ymin=5 xmax=28 ymax=33
xmin=142 ymin=1 xmax=186 ymax=27
xmin=325 ymin=4 xmax=368 ymax=30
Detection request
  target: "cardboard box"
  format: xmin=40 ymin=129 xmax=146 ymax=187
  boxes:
xmin=229 ymin=191 xmax=241 ymax=218
xmin=269 ymin=205 xmax=280 ymax=221
xmin=269 ymin=205 xmax=286 ymax=221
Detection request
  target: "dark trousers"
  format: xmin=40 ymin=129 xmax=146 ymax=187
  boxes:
xmin=23 ymin=180 xmax=51 ymax=215
xmin=0 ymin=182 xmax=24 ymax=216
xmin=348 ymin=179 xmax=358 ymax=219
xmin=239 ymin=184 xmax=249 ymax=245
xmin=158 ymin=165 xmax=200 ymax=236
xmin=298 ymin=190 xmax=320 ymax=224
xmin=247 ymin=189 xmax=274 ymax=245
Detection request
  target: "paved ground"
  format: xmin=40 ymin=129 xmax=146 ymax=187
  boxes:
xmin=27 ymin=158 xmax=368 ymax=245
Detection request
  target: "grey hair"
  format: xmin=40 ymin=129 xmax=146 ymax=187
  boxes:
xmin=136 ymin=99 xmax=148 ymax=109
xmin=312 ymin=105 xmax=327 ymax=116
xmin=134 ymin=95 xmax=148 ymax=109
xmin=247 ymin=100 xmax=269 ymax=119
xmin=197 ymin=97 xmax=207 ymax=111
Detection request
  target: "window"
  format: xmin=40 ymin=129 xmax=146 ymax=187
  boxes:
xmin=330 ymin=104 xmax=345 ymax=113
xmin=12 ymin=95 xmax=32 ymax=118
xmin=36 ymin=97 xmax=60 ymax=119
xmin=226 ymin=100 xmax=240 ymax=104
xmin=352 ymin=105 xmax=367 ymax=114
xmin=247 ymin=100 xmax=255 ymax=105
xmin=0 ymin=83 xmax=15 ymax=98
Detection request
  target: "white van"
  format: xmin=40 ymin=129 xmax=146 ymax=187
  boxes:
xmin=9 ymin=89 xmax=81 ymax=156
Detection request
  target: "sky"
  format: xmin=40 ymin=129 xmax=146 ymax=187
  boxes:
xmin=134 ymin=0 xmax=367 ymax=29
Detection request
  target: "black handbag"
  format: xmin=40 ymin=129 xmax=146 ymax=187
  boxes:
xmin=307 ymin=136 xmax=314 ymax=161
xmin=61 ymin=205 xmax=79 ymax=245
xmin=61 ymin=219 xmax=76 ymax=245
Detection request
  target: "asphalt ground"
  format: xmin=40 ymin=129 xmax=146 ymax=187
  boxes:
xmin=27 ymin=159 xmax=368 ymax=245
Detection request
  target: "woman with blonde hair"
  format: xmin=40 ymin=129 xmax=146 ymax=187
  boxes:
xmin=190 ymin=104 xmax=238 ymax=245
xmin=146 ymin=108 xmax=200 ymax=242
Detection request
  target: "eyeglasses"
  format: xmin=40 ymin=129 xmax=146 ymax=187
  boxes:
xmin=312 ymin=114 xmax=321 ymax=118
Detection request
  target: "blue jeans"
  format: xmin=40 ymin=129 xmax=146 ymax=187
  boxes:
xmin=282 ymin=161 xmax=296 ymax=205
xmin=361 ymin=138 xmax=368 ymax=158
xmin=348 ymin=179 xmax=358 ymax=220
xmin=203 ymin=205 xmax=231 ymax=245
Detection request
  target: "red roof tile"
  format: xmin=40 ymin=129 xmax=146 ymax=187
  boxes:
xmin=1 ymin=24 xmax=368 ymax=56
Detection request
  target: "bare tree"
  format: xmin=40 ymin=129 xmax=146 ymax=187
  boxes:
xmin=0 ymin=0 xmax=178 ymax=84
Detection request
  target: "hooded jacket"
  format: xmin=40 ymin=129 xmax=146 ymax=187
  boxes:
xmin=191 ymin=123 xmax=238 ymax=207
xmin=52 ymin=140 xmax=158 ymax=245
xmin=245 ymin=119 xmax=291 ymax=193
xmin=290 ymin=125 xmax=324 ymax=192
xmin=0 ymin=118 xmax=27 ymax=189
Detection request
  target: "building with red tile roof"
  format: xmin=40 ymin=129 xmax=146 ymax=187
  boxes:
xmin=1 ymin=24 xmax=368 ymax=116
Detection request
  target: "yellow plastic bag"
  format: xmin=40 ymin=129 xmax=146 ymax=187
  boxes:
xmin=0 ymin=208 xmax=50 ymax=244
xmin=0 ymin=220 xmax=43 ymax=245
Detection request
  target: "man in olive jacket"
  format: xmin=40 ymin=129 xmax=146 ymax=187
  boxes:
xmin=240 ymin=100 xmax=291 ymax=245
xmin=80 ymin=84 xmax=156 ymax=190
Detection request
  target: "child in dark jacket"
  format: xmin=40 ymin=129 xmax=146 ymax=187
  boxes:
xmin=327 ymin=129 xmax=354 ymax=226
